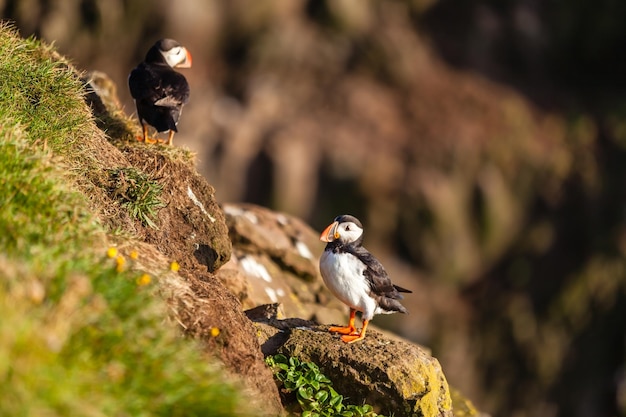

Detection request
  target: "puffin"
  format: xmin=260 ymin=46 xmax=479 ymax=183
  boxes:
xmin=128 ymin=38 xmax=192 ymax=145
xmin=319 ymin=215 xmax=412 ymax=343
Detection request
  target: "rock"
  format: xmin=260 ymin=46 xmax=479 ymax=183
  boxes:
xmin=218 ymin=203 xmax=347 ymax=323
xmin=252 ymin=316 xmax=453 ymax=417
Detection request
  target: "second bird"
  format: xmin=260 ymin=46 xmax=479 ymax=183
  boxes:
xmin=319 ymin=215 xmax=412 ymax=343
xmin=128 ymin=38 xmax=192 ymax=145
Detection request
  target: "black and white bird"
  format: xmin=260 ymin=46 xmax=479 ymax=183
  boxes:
xmin=319 ymin=215 xmax=412 ymax=343
xmin=128 ymin=39 xmax=192 ymax=145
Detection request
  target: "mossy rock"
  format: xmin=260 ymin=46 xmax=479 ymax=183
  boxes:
xmin=277 ymin=326 xmax=453 ymax=417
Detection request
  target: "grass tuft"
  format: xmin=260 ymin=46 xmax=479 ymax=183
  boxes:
xmin=107 ymin=167 xmax=166 ymax=229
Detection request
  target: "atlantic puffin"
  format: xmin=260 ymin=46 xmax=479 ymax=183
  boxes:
xmin=319 ymin=215 xmax=411 ymax=343
xmin=128 ymin=38 xmax=192 ymax=145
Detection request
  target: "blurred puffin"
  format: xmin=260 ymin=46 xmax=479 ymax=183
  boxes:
xmin=128 ymin=38 xmax=192 ymax=145
xmin=319 ymin=215 xmax=411 ymax=343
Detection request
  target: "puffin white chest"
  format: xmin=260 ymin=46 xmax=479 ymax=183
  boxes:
xmin=319 ymin=250 xmax=373 ymax=313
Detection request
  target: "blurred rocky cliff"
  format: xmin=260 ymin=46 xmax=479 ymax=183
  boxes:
xmin=3 ymin=1 xmax=625 ymax=417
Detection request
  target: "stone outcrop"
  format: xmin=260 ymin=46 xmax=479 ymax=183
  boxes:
xmin=217 ymin=203 xmax=347 ymax=326
xmin=251 ymin=313 xmax=454 ymax=417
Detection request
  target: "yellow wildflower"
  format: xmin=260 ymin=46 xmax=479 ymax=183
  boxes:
xmin=136 ymin=274 xmax=151 ymax=286
xmin=129 ymin=250 xmax=139 ymax=260
xmin=116 ymin=255 xmax=126 ymax=273
xmin=210 ymin=327 xmax=220 ymax=337
xmin=170 ymin=261 xmax=180 ymax=272
xmin=106 ymin=247 xmax=118 ymax=258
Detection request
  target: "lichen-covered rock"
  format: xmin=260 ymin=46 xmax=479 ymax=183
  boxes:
xmin=254 ymin=315 xmax=453 ymax=417
xmin=281 ymin=328 xmax=453 ymax=417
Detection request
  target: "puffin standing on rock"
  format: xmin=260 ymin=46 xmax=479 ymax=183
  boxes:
xmin=319 ymin=215 xmax=412 ymax=343
xmin=128 ymin=38 xmax=192 ymax=145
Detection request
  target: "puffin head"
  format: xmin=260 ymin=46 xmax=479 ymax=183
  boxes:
xmin=320 ymin=215 xmax=364 ymax=244
xmin=146 ymin=38 xmax=192 ymax=68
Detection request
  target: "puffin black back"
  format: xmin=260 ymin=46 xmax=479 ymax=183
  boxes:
xmin=128 ymin=38 xmax=192 ymax=145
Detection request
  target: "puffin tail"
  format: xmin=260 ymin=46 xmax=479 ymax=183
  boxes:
xmin=377 ymin=296 xmax=409 ymax=315
xmin=393 ymin=284 xmax=412 ymax=294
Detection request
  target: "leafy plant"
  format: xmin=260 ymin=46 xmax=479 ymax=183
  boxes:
xmin=107 ymin=167 xmax=165 ymax=228
xmin=266 ymin=354 xmax=385 ymax=417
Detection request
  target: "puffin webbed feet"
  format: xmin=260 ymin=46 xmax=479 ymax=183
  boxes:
xmin=329 ymin=309 xmax=370 ymax=343
xmin=339 ymin=320 xmax=370 ymax=344
xmin=136 ymin=124 xmax=172 ymax=145
xmin=136 ymin=135 xmax=159 ymax=144
xmin=328 ymin=324 xmax=358 ymax=335
xmin=340 ymin=332 xmax=366 ymax=344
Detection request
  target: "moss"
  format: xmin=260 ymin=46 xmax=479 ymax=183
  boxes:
xmin=449 ymin=387 xmax=480 ymax=417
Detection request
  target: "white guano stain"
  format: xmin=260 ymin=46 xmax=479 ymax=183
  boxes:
xmin=264 ymin=287 xmax=278 ymax=303
xmin=295 ymin=240 xmax=313 ymax=259
xmin=187 ymin=186 xmax=216 ymax=222
xmin=240 ymin=256 xmax=272 ymax=283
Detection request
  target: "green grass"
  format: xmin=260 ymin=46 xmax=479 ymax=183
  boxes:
xmin=107 ymin=167 xmax=166 ymax=229
xmin=0 ymin=23 xmax=244 ymax=417
xmin=266 ymin=354 xmax=385 ymax=417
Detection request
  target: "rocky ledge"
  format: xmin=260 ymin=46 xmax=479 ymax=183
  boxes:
xmin=249 ymin=305 xmax=454 ymax=417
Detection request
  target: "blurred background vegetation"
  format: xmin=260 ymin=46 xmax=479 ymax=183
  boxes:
xmin=2 ymin=1 xmax=625 ymax=416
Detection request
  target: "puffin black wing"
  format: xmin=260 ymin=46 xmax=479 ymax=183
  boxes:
xmin=344 ymin=245 xmax=412 ymax=313
xmin=128 ymin=63 xmax=189 ymax=133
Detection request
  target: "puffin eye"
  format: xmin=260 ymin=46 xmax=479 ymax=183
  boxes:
xmin=345 ymin=225 xmax=350 ymax=231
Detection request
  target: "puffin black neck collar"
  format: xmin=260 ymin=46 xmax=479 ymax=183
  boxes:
xmin=325 ymin=236 xmax=364 ymax=253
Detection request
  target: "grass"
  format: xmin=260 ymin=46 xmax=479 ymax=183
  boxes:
xmin=266 ymin=354 xmax=386 ymax=417
xmin=0 ymin=23 xmax=244 ymax=416
xmin=107 ymin=167 xmax=166 ymax=229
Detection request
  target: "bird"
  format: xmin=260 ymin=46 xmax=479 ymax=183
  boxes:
xmin=319 ymin=215 xmax=412 ymax=343
xmin=128 ymin=38 xmax=192 ymax=145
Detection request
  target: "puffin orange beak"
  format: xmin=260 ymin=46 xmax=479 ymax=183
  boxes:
xmin=320 ymin=221 xmax=339 ymax=242
xmin=176 ymin=48 xmax=192 ymax=68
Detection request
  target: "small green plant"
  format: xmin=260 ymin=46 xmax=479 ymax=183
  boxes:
xmin=266 ymin=354 xmax=385 ymax=417
xmin=107 ymin=167 xmax=165 ymax=228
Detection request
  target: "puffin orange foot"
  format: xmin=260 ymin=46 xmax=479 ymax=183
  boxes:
xmin=340 ymin=333 xmax=366 ymax=343
xmin=338 ymin=319 xmax=369 ymax=343
xmin=329 ymin=325 xmax=357 ymax=335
